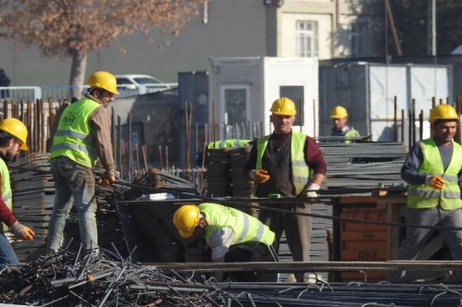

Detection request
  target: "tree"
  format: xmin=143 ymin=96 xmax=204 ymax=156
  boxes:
xmin=389 ymin=0 xmax=462 ymax=56
xmin=0 ymin=0 xmax=205 ymax=98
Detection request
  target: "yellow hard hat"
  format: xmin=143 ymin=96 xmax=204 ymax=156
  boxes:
xmin=429 ymin=104 xmax=459 ymax=123
xmin=86 ymin=71 xmax=119 ymax=95
xmin=330 ymin=106 xmax=349 ymax=119
xmin=0 ymin=118 xmax=28 ymax=150
xmin=173 ymin=205 xmax=201 ymax=238
xmin=270 ymin=97 xmax=297 ymax=116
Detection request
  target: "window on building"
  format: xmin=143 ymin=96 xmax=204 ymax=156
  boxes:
xmin=221 ymin=85 xmax=249 ymax=125
xmin=280 ymin=86 xmax=304 ymax=126
xmin=296 ymin=21 xmax=318 ymax=57
xmin=349 ymin=22 xmax=371 ymax=58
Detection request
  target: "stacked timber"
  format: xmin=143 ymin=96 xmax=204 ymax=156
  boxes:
xmin=206 ymin=148 xmax=232 ymax=197
xmin=228 ymin=146 xmax=253 ymax=197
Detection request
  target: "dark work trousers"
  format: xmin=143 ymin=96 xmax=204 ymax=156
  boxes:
xmin=224 ymin=242 xmax=277 ymax=282
xmin=259 ymin=202 xmax=312 ymax=281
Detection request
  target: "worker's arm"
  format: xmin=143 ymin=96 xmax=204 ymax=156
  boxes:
xmin=90 ymin=107 xmax=115 ymax=177
xmin=243 ymin=140 xmax=258 ymax=180
xmin=304 ymin=136 xmax=327 ymax=186
xmin=401 ymin=142 xmax=426 ymax=185
xmin=208 ymin=227 xmax=234 ymax=281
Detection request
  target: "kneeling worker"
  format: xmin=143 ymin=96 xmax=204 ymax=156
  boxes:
xmin=173 ymin=203 xmax=277 ymax=282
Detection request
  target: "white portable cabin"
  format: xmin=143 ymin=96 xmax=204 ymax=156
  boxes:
xmin=208 ymin=56 xmax=319 ymax=139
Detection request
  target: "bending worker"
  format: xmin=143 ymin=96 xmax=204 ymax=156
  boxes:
xmin=0 ymin=118 xmax=35 ymax=267
xmin=243 ymin=97 xmax=327 ymax=282
xmin=327 ymin=105 xmax=360 ymax=143
xmin=394 ymin=104 xmax=462 ymax=282
xmin=173 ymin=203 xmax=277 ymax=282
xmin=47 ymin=71 xmax=118 ymax=254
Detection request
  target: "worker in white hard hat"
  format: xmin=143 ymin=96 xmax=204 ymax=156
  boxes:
xmin=327 ymin=106 xmax=360 ymax=143
xmin=243 ymin=97 xmax=327 ymax=282
xmin=393 ymin=104 xmax=462 ymax=282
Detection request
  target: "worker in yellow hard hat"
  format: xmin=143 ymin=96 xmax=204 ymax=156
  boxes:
xmin=392 ymin=104 xmax=462 ymax=282
xmin=47 ymin=71 xmax=119 ymax=255
xmin=173 ymin=203 xmax=277 ymax=282
xmin=0 ymin=118 xmax=35 ymax=267
xmin=327 ymin=105 xmax=360 ymax=143
xmin=243 ymin=97 xmax=327 ymax=282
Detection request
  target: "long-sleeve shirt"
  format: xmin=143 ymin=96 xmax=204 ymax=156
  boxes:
xmin=50 ymin=94 xmax=115 ymax=175
xmin=243 ymin=131 xmax=327 ymax=179
xmin=401 ymin=139 xmax=462 ymax=185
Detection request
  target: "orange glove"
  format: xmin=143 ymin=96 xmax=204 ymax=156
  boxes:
xmin=22 ymin=226 xmax=35 ymax=241
xmin=10 ymin=221 xmax=35 ymax=241
xmin=425 ymin=175 xmax=445 ymax=190
xmin=97 ymin=172 xmax=115 ymax=186
xmin=255 ymin=169 xmax=270 ymax=184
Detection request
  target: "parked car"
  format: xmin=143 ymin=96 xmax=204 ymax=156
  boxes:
xmin=115 ymin=74 xmax=177 ymax=95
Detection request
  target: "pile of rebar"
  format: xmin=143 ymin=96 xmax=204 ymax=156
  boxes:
xmin=2 ymin=249 xmax=462 ymax=306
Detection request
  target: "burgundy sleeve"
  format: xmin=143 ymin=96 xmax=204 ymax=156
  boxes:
xmin=305 ymin=136 xmax=327 ymax=175
xmin=0 ymin=172 xmax=17 ymax=227
xmin=243 ymin=142 xmax=258 ymax=179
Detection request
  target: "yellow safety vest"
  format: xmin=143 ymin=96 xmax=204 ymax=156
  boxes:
xmin=0 ymin=158 xmax=12 ymax=231
xmin=254 ymin=131 xmax=311 ymax=195
xmin=407 ymin=138 xmax=462 ymax=210
xmin=50 ymin=98 xmax=101 ymax=168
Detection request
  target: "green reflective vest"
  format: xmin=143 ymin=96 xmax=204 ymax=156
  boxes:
xmin=50 ymin=98 xmax=101 ymax=168
xmin=327 ymin=127 xmax=360 ymax=144
xmin=200 ymin=203 xmax=274 ymax=246
xmin=407 ymin=138 xmax=462 ymax=210
xmin=254 ymin=131 xmax=311 ymax=195
xmin=0 ymin=158 xmax=12 ymax=231
xmin=207 ymin=139 xmax=251 ymax=149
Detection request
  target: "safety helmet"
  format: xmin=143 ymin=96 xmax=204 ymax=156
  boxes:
xmin=428 ymin=104 xmax=459 ymax=123
xmin=330 ymin=106 xmax=349 ymax=119
xmin=0 ymin=118 xmax=28 ymax=150
xmin=270 ymin=97 xmax=297 ymax=116
xmin=173 ymin=205 xmax=201 ymax=238
xmin=86 ymin=71 xmax=120 ymax=95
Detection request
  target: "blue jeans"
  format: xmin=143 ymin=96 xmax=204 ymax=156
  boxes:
xmin=0 ymin=232 xmax=19 ymax=267
xmin=47 ymin=156 xmax=98 ymax=253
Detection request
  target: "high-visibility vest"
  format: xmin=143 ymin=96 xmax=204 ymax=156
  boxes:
xmin=327 ymin=126 xmax=360 ymax=143
xmin=200 ymin=203 xmax=274 ymax=246
xmin=254 ymin=131 xmax=310 ymax=194
xmin=0 ymin=158 xmax=12 ymax=231
xmin=407 ymin=138 xmax=462 ymax=210
xmin=207 ymin=139 xmax=251 ymax=149
xmin=50 ymin=98 xmax=101 ymax=168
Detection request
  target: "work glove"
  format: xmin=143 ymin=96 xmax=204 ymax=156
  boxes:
xmin=10 ymin=221 xmax=35 ymax=241
xmin=97 ymin=171 xmax=115 ymax=186
xmin=425 ymin=175 xmax=445 ymax=190
xmin=301 ymin=183 xmax=320 ymax=198
xmin=250 ymin=169 xmax=271 ymax=184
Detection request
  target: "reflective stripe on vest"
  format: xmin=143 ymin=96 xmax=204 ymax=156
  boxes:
xmin=200 ymin=203 xmax=274 ymax=246
xmin=50 ymin=98 xmax=101 ymax=168
xmin=0 ymin=158 xmax=12 ymax=231
xmin=407 ymin=138 xmax=462 ymax=210
xmin=255 ymin=132 xmax=311 ymax=194
xmin=208 ymin=139 xmax=251 ymax=149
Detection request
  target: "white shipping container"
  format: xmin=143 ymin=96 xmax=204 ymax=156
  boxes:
xmin=208 ymin=56 xmax=319 ymax=138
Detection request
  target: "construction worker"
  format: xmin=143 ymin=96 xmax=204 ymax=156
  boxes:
xmin=243 ymin=97 xmax=327 ymax=282
xmin=47 ymin=71 xmax=118 ymax=254
xmin=393 ymin=104 xmax=462 ymax=282
xmin=328 ymin=105 xmax=360 ymax=143
xmin=0 ymin=118 xmax=35 ymax=267
xmin=173 ymin=203 xmax=277 ymax=282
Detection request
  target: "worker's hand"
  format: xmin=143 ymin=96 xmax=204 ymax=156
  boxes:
xmin=301 ymin=183 xmax=320 ymax=198
xmin=251 ymin=169 xmax=270 ymax=184
xmin=425 ymin=175 xmax=445 ymax=190
xmin=97 ymin=171 xmax=115 ymax=186
xmin=10 ymin=221 xmax=35 ymax=241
